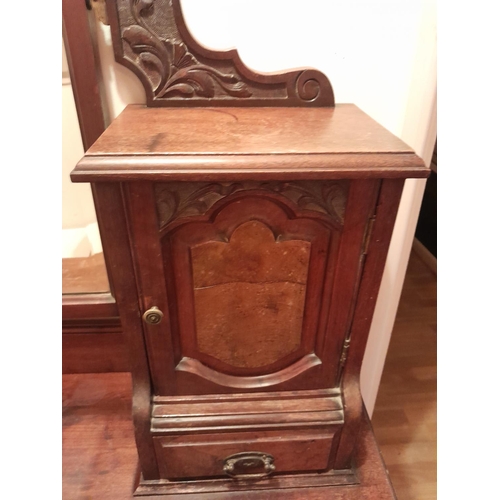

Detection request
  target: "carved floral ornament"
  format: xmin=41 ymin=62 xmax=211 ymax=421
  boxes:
xmin=123 ymin=0 xmax=252 ymax=99
xmin=109 ymin=0 xmax=335 ymax=106
xmin=155 ymin=181 xmax=349 ymax=229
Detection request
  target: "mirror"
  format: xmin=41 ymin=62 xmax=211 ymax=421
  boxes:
xmin=62 ymin=39 xmax=110 ymax=295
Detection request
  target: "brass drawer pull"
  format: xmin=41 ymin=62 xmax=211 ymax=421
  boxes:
xmin=223 ymin=452 xmax=275 ymax=480
xmin=143 ymin=306 xmax=164 ymax=325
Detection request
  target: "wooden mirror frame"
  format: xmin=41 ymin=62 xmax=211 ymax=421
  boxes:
xmin=62 ymin=0 xmax=128 ymax=372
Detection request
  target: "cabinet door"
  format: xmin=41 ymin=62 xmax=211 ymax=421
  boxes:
xmin=125 ymin=180 xmax=379 ymax=395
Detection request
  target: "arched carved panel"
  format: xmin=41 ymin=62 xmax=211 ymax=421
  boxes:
xmin=107 ymin=0 xmax=334 ymax=107
xmin=155 ymin=180 xmax=349 ymax=231
xmin=160 ymin=191 xmax=345 ymax=387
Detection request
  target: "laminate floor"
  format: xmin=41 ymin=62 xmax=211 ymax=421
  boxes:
xmin=371 ymin=251 xmax=437 ymax=500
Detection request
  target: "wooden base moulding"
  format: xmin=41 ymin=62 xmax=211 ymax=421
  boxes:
xmin=132 ymin=408 xmax=394 ymax=499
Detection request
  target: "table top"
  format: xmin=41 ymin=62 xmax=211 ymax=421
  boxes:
xmin=72 ymin=104 xmax=428 ymax=182
xmin=87 ymin=104 xmax=412 ymax=156
xmin=63 ymin=372 xmax=397 ymax=500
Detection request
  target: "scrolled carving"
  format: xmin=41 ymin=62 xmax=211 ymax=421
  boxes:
xmin=154 ymin=181 xmax=349 ymax=229
xmin=295 ymin=70 xmax=321 ymax=102
xmin=155 ymin=182 xmax=243 ymax=227
xmin=108 ymin=0 xmax=334 ymax=106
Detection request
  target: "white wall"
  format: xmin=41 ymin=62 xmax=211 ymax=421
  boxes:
xmin=360 ymin=0 xmax=437 ymax=414
xmin=82 ymin=0 xmax=436 ymax=411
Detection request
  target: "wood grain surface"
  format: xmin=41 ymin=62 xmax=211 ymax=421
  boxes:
xmin=153 ymin=429 xmax=334 ymax=479
xmin=86 ymin=105 xmax=412 ymax=156
xmin=191 ymin=221 xmax=309 ymax=368
xmin=371 ymin=252 xmax=437 ymax=500
xmin=61 ymin=252 xmax=434 ymax=498
xmin=107 ymin=0 xmax=334 ymax=107
xmin=62 ymin=0 xmax=108 ymax=151
xmin=62 ymin=372 xmax=396 ymax=499
xmin=62 ymin=333 xmax=129 ymax=374
xmin=71 ymin=105 xmax=428 ymax=183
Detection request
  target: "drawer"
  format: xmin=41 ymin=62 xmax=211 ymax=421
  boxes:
xmin=153 ymin=428 xmax=336 ymax=480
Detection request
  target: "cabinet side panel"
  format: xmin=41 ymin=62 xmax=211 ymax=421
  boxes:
xmin=92 ymin=182 xmax=159 ymax=479
xmin=318 ymin=179 xmax=381 ymax=388
xmin=334 ymin=179 xmax=405 ymax=469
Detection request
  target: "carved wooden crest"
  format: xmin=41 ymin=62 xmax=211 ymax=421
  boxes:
xmin=107 ymin=0 xmax=334 ymax=107
xmin=154 ymin=181 xmax=348 ymax=229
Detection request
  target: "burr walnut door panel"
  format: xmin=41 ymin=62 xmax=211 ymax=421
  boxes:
xmin=125 ymin=180 xmax=379 ymax=395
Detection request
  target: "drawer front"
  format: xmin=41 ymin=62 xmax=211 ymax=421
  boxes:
xmin=154 ymin=429 xmax=336 ymax=480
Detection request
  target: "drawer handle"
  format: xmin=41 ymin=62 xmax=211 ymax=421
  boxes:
xmin=223 ymin=452 xmax=275 ymax=480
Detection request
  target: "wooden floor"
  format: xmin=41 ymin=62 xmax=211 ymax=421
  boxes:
xmin=62 ymin=250 xmax=436 ymax=499
xmin=371 ymin=251 xmax=437 ymax=500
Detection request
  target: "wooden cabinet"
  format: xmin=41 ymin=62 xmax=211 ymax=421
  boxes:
xmin=71 ymin=104 xmax=428 ymax=496
xmin=69 ymin=2 xmax=428 ymax=496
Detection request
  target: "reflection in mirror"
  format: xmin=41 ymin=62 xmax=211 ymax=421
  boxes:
xmin=62 ymin=40 xmax=109 ymax=295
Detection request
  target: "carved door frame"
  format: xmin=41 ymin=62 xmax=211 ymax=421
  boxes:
xmin=123 ymin=180 xmax=380 ymax=396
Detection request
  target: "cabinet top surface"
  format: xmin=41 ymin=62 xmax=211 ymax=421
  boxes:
xmin=72 ymin=105 xmax=428 ymax=182
xmin=88 ymin=104 xmax=412 ymax=157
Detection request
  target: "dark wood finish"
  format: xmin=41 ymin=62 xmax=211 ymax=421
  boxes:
xmin=151 ymin=388 xmax=343 ymax=432
xmin=74 ymin=153 xmax=425 ymax=182
xmin=85 ymin=105 xmax=413 ymax=156
xmin=190 ymin=220 xmax=310 ymax=369
xmin=91 ymin=182 xmax=160 ymax=479
xmin=107 ymin=0 xmax=334 ymax=107
xmin=163 ymin=192 xmax=338 ymax=386
xmin=123 ymin=181 xmax=178 ymax=398
xmin=154 ymin=428 xmax=336 ymax=480
xmin=63 ymin=373 xmax=396 ymax=499
xmin=70 ymin=60 xmax=427 ymax=493
xmin=71 ymin=105 xmax=427 ymax=183
xmin=61 ymin=257 xmax=434 ymax=496
xmin=62 ymin=0 xmax=118 ymax=334
xmin=154 ymin=180 xmax=348 ymax=228
xmin=61 ymin=294 xmax=121 ymax=366
xmin=62 ymin=292 xmax=118 ymax=320
xmin=150 ymin=389 xmax=343 ymax=436
xmin=335 ymin=178 xmax=405 ymax=469
xmin=118 ymin=179 xmax=378 ymax=401
xmin=62 ymin=0 xmax=109 ymax=150
xmin=62 ymin=332 xmax=129 ymax=373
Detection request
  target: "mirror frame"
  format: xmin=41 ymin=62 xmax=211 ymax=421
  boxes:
xmin=62 ymin=0 xmax=119 ymax=328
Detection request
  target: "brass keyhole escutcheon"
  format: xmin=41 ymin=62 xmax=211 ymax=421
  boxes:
xmin=143 ymin=306 xmax=164 ymax=325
